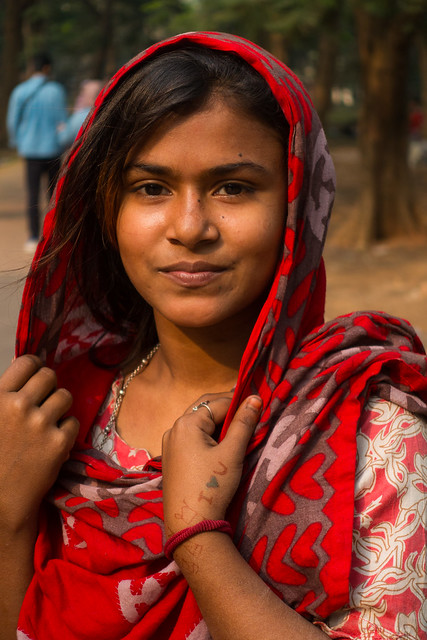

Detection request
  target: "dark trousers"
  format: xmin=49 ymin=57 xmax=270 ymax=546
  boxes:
xmin=25 ymin=157 xmax=61 ymax=239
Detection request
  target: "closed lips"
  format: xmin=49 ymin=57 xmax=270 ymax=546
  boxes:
xmin=159 ymin=261 xmax=225 ymax=273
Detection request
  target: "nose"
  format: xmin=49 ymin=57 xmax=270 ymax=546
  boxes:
xmin=166 ymin=190 xmax=219 ymax=247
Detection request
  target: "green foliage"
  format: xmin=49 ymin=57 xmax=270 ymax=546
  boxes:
xmin=179 ymin=0 xmax=272 ymax=44
xmin=0 ymin=0 xmax=424 ymax=110
xmin=188 ymin=0 xmax=345 ymax=38
xmin=8 ymin=0 xmax=190 ymax=94
xmin=351 ymin=0 xmax=427 ymax=19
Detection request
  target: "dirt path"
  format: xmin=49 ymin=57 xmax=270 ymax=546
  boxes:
xmin=325 ymin=145 xmax=427 ymax=346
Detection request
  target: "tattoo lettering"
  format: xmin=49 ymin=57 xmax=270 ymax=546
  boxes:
xmin=187 ymin=541 xmax=204 ymax=558
xmin=175 ymin=540 xmax=204 ymax=575
xmin=178 ymin=556 xmax=200 ymax=576
xmin=213 ymin=461 xmax=228 ymax=476
xmin=198 ymin=490 xmax=213 ymax=504
xmin=174 ymin=499 xmax=202 ymax=525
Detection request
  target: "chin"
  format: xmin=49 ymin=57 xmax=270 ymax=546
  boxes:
xmin=173 ymin=314 xmax=227 ymax=329
xmin=155 ymin=304 xmax=233 ymax=330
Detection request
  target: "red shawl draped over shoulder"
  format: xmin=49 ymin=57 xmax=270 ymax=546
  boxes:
xmin=16 ymin=32 xmax=427 ymax=640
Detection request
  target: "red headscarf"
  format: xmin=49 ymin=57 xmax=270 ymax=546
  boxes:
xmin=16 ymin=32 xmax=427 ymax=639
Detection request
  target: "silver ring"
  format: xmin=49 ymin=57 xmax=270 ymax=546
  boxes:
xmin=192 ymin=400 xmax=214 ymax=421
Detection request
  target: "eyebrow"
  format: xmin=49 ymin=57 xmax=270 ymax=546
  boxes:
xmin=126 ymin=161 xmax=271 ymax=177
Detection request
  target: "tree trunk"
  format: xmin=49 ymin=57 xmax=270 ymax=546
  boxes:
xmin=354 ymin=8 xmax=422 ymax=245
xmin=268 ymin=32 xmax=288 ymax=64
xmin=91 ymin=0 xmax=116 ymax=79
xmin=311 ymin=6 xmax=341 ymax=128
xmin=0 ymin=0 xmax=25 ymax=147
xmin=417 ymin=33 xmax=427 ymax=138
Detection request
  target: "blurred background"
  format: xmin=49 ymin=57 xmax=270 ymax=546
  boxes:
xmin=1 ymin=0 xmax=427 ymax=371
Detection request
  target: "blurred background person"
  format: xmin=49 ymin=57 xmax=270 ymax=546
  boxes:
xmin=6 ymin=52 xmax=67 ymax=252
xmin=58 ymin=79 xmax=102 ymax=151
xmin=408 ymin=98 xmax=427 ymax=168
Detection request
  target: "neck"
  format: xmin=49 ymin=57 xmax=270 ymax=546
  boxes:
xmin=149 ymin=311 xmax=256 ymax=393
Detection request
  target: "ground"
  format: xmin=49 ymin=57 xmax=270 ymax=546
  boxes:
xmin=324 ymin=144 xmax=427 ymax=346
xmin=0 ymin=144 xmax=426 ymax=374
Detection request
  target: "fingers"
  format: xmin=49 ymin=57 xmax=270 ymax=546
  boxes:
xmin=0 ymin=355 xmax=77 ymax=441
xmin=221 ymin=395 xmax=262 ymax=460
xmin=186 ymin=393 xmax=233 ymax=426
xmin=20 ymin=366 xmax=59 ymax=405
xmin=180 ymin=392 xmax=261 ymax=448
xmin=53 ymin=416 xmax=80 ymax=459
xmin=1 ymin=355 xmax=74 ymax=422
xmin=185 ymin=392 xmax=233 ymax=414
xmin=194 ymin=399 xmax=231 ymax=440
xmin=0 ymin=355 xmax=42 ymax=391
xmin=40 ymin=387 xmax=74 ymax=424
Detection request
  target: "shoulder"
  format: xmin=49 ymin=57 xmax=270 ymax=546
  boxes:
xmin=358 ymin=395 xmax=426 ymax=442
xmin=44 ymin=80 xmax=66 ymax=96
xmin=320 ymin=397 xmax=426 ymax=638
xmin=9 ymin=78 xmax=31 ymax=99
xmin=48 ymin=80 xmax=65 ymax=91
xmin=355 ymin=394 xmax=426 ymax=506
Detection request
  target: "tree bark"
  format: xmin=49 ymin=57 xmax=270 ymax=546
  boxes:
xmin=417 ymin=33 xmax=427 ymax=138
xmin=354 ymin=8 xmax=422 ymax=244
xmin=0 ymin=0 xmax=25 ymax=147
xmin=91 ymin=0 xmax=116 ymax=79
xmin=311 ymin=6 xmax=341 ymax=128
xmin=268 ymin=32 xmax=288 ymax=64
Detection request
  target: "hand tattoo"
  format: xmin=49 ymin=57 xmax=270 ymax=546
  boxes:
xmin=213 ymin=461 xmax=228 ymax=476
xmin=206 ymin=475 xmax=219 ymax=488
xmin=174 ymin=499 xmax=202 ymax=525
xmin=198 ymin=491 xmax=213 ymax=504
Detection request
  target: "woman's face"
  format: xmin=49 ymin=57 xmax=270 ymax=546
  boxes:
xmin=116 ymin=97 xmax=287 ymax=333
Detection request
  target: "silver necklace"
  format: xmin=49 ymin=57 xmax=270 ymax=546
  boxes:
xmin=99 ymin=343 xmax=160 ymax=448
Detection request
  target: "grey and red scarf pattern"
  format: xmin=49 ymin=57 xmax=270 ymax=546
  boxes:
xmin=16 ymin=32 xmax=427 ymax=639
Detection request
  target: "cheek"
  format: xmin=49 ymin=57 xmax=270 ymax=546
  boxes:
xmin=240 ymin=224 xmax=283 ymax=294
xmin=116 ymin=216 xmax=145 ymax=281
xmin=254 ymin=215 xmax=285 ymax=262
xmin=117 ymin=206 xmax=151 ymax=259
xmin=117 ymin=208 xmax=142 ymax=245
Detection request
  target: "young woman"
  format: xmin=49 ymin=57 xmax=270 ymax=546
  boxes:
xmin=1 ymin=32 xmax=426 ymax=640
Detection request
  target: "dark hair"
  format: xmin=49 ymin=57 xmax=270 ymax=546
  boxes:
xmin=32 ymin=52 xmax=52 ymax=72
xmin=48 ymin=44 xmax=289 ymax=364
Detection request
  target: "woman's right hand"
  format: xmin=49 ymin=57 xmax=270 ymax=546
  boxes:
xmin=0 ymin=355 xmax=79 ymax=533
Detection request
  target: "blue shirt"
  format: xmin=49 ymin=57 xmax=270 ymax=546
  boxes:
xmin=7 ymin=73 xmax=67 ymax=159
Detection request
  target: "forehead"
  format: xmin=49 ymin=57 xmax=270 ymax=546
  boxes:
xmin=130 ymin=97 xmax=285 ymax=167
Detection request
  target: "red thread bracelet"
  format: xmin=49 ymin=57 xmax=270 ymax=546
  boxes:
xmin=164 ymin=519 xmax=233 ymax=560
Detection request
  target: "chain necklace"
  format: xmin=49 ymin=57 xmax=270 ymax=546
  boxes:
xmin=99 ymin=343 xmax=160 ymax=448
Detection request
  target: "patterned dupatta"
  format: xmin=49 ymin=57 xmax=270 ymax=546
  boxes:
xmin=16 ymin=33 xmax=427 ymax=640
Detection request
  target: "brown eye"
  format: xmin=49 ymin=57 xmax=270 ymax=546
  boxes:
xmin=142 ymin=183 xmax=166 ymax=196
xmin=224 ymin=183 xmax=243 ymax=195
xmin=217 ymin=183 xmax=251 ymax=196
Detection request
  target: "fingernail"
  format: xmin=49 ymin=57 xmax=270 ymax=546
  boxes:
xmin=247 ymin=396 xmax=262 ymax=412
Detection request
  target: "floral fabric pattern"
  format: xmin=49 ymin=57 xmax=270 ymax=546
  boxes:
xmin=320 ymin=396 xmax=427 ymax=640
xmin=91 ymin=375 xmax=152 ymax=471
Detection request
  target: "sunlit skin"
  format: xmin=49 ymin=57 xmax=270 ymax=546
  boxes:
xmin=114 ymin=101 xmax=328 ymax=640
xmin=0 ymin=97 xmax=329 ymax=640
xmin=116 ymin=96 xmax=287 ymax=344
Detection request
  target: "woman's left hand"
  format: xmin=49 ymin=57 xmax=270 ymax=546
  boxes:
xmin=162 ymin=393 xmax=262 ymax=537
